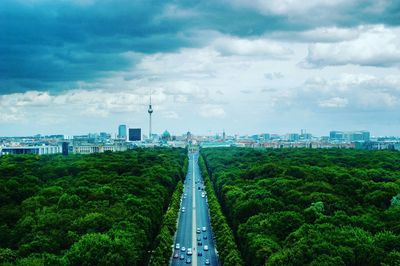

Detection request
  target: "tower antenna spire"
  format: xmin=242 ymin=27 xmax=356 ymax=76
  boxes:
xmin=148 ymin=88 xmax=153 ymax=140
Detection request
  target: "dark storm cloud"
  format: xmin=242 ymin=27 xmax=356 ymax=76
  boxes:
xmin=0 ymin=0 xmax=399 ymax=94
xmin=0 ymin=0 xmax=192 ymax=93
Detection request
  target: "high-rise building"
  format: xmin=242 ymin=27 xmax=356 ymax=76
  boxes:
xmin=62 ymin=142 xmax=69 ymax=155
xmin=330 ymin=131 xmax=344 ymax=140
xmin=118 ymin=125 xmax=127 ymax=140
xmin=129 ymin=128 xmax=141 ymax=141
xmin=288 ymin=133 xmax=300 ymax=142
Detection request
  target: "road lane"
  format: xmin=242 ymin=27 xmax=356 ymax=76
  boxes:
xmin=171 ymin=151 xmax=218 ymax=266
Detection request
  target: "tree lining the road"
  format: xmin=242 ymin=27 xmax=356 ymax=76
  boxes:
xmin=199 ymin=156 xmax=244 ymax=266
xmin=149 ymin=176 xmax=184 ymax=265
xmin=0 ymin=148 xmax=186 ymax=265
xmin=201 ymin=147 xmax=400 ymax=266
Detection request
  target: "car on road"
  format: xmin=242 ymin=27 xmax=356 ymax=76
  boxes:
xmin=196 ymin=228 xmax=201 ymax=234
xmin=186 ymin=258 xmax=191 ymax=264
xmin=181 ymin=246 xmax=186 ymax=252
xmin=187 ymin=248 xmax=193 ymax=256
xmin=198 ymin=251 xmax=202 ymax=256
xmin=180 ymin=254 xmax=185 ymax=260
xmin=203 ymin=235 xmax=207 ymax=240
xmin=197 ymin=237 xmax=201 ymax=241
xmin=205 ymin=258 xmax=210 ymax=265
xmin=182 ymin=209 xmax=185 ymax=213
xmin=198 ymin=241 xmax=202 ymax=246
xmin=203 ymin=245 xmax=209 ymax=251
xmin=175 ymin=243 xmax=180 ymax=249
xmin=202 ymin=226 xmax=207 ymax=232
xmin=173 ymin=253 xmax=179 ymax=259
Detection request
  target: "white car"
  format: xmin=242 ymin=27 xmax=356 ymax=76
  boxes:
xmin=187 ymin=248 xmax=193 ymax=256
xmin=181 ymin=246 xmax=186 ymax=252
xmin=175 ymin=243 xmax=180 ymax=250
xmin=203 ymin=245 xmax=209 ymax=251
xmin=202 ymin=227 xmax=207 ymax=232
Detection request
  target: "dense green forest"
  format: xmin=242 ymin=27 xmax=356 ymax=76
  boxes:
xmin=0 ymin=148 xmax=186 ymax=265
xmin=201 ymin=148 xmax=400 ymax=266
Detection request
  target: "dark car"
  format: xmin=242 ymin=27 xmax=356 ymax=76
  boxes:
xmin=197 ymin=237 xmax=201 ymax=241
xmin=198 ymin=241 xmax=202 ymax=246
xmin=198 ymin=251 xmax=203 ymax=256
xmin=203 ymin=235 xmax=208 ymax=240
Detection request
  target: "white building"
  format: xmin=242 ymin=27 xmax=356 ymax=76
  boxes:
xmin=0 ymin=145 xmax=62 ymax=156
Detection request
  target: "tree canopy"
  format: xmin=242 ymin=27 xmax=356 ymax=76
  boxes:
xmin=0 ymin=148 xmax=186 ymax=265
xmin=201 ymin=148 xmax=400 ymax=266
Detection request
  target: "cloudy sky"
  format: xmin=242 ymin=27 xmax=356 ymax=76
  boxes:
xmin=1 ymin=0 xmax=400 ymax=137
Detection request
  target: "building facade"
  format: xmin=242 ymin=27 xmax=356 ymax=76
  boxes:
xmin=118 ymin=125 xmax=127 ymax=140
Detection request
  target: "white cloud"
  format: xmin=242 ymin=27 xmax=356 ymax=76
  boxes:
xmin=318 ymin=97 xmax=348 ymax=108
xmin=298 ymin=27 xmax=360 ymax=42
xmin=212 ymin=36 xmax=292 ymax=57
xmin=199 ymin=104 xmax=226 ymax=118
xmin=297 ymin=74 xmax=400 ymax=110
xmin=264 ymin=72 xmax=284 ymax=80
xmin=159 ymin=4 xmax=200 ymax=19
xmin=302 ymin=25 xmax=400 ymax=68
xmin=161 ymin=81 xmax=210 ymax=103
xmin=162 ymin=111 xmax=180 ymax=119
xmin=228 ymin=0 xmax=348 ymax=15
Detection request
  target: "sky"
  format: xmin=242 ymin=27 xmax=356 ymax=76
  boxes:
xmin=1 ymin=0 xmax=400 ymax=137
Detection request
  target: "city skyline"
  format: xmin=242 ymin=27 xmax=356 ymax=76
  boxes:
xmin=1 ymin=1 xmax=400 ymax=136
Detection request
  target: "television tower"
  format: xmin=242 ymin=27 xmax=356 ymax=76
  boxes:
xmin=148 ymin=89 xmax=153 ymax=140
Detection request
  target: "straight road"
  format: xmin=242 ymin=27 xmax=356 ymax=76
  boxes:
xmin=171 ymin=152 xmax=218 ymax=266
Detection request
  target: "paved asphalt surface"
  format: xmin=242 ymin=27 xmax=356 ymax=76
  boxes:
xmin=171 ymin=152 xmax=219 ymax=266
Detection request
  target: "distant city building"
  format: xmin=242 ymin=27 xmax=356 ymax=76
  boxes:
xmin=187 ymin=131 xmax=192 ymax=142
xmin=162 ymin=130 xmax=171 ymax=141
xmin=262 ymin=133 xmax=270 ymax=141
xmin=118 ymin=125 xmax=127 ymax=140
xmin=1 ymin=145 xmax=62 ymax=156
xmin=330 ymin=131 xmax=370 ymax=142
xmin=129 ymin=128 xmax=141 ymax=141
xmin=288 ymin=133 xmax=300 ymax=142
xmin=62 ymin=142 xmax=69 ymax=156
xmin=73 ymin=143 xmax=127 ymax=154
xmin=300 ymin=133 xmax=312 ymax=140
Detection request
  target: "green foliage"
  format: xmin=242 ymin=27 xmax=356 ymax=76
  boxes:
xmin=199 ymin=156 xmax=244 ymax=266
xmin=201 ymin=148 xmax=400 ymax=266
xmin=0 ymin=148 xmax=186 ymax=265
xmin=149 ymin=181 xmax=183 ymax=265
